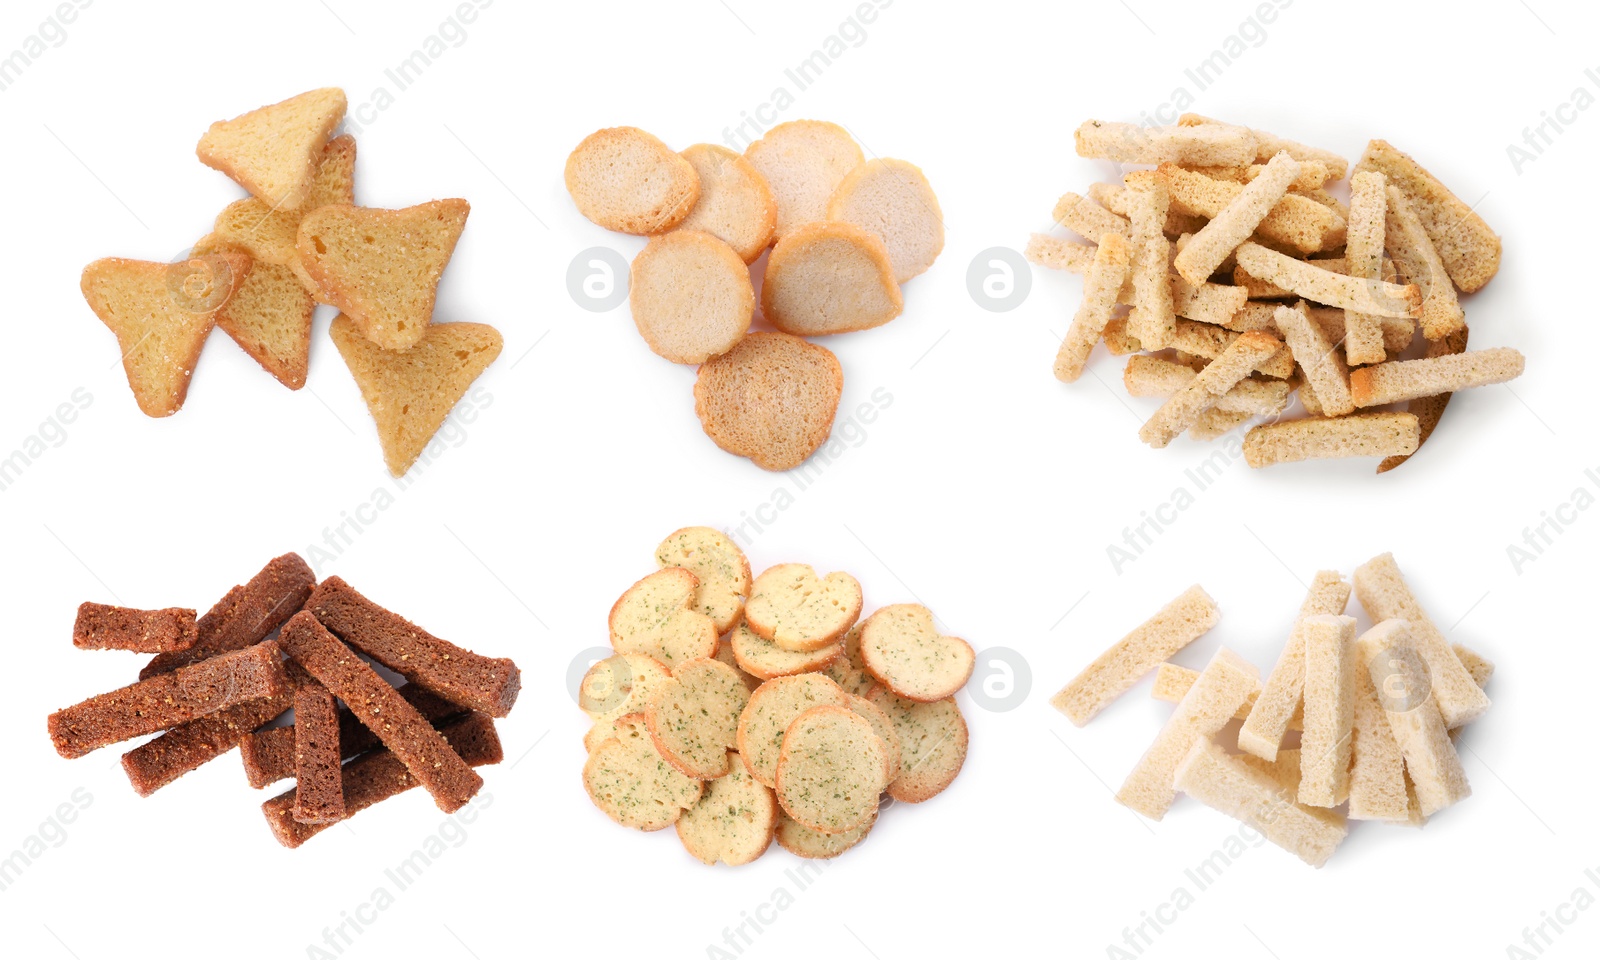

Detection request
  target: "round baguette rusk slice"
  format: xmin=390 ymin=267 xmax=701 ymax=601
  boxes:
xmin=655 ymin=526 xmax=752 ymax=635
xmin=608 ymin=568 xmax=719 ymax=669
xmin=846 ymin=693 xmax=902 ymax=784
xmin=743 ymin=120 xmax=864 ymax=238
xmin=579 ymin=653 xmax=673 ymax=752
xmin=820 ymin=624 xmax=876 ymax=697
xmin=775 ymin=807 xmax=877 ymax=859
xmin=646 ymin=658 xmax=752 ymax=780
xmin=736 ymin=674 xmax=847 ymax=788
xmin=730 ymin=618 xmax=841 ymax=681
xmin=744 ymin=563 xmax=863 ymax=653
xmin=693 ymin=332 xmax=843 ymax=472
xmin=827 ymin=158 xmax=945 ymax=283
xmin=868 ymin=689 xmax=968 ymax=803
xmin=761 ymin=221 xmax=904 ymax=336
xmin=676 ymin=144 xmax=777 ymax=263
xmin=583 ymin=713 xmax=705 ymax=831
xmin=565 ymin=127 xmax=700 ymax=235
xmin=676 ymin=755 xmax=777 ymax=866
xmin=629 ymin=231 xmax=754 ymax=364
xmin=775 ymin=705 xmax=886 ymax=834
xmin=859 ymin=604 xmax=975 ymax=702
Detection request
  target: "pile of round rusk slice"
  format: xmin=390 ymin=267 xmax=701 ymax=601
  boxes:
xmin=564 ymin=122 xmax=944 ymax=471
xmin=579 ymin=527 xmax=973 ymax=865
xmin=1030 ymin=114 xmax=1525 ymax=471
xmin=76 ymin=88 xmax=500 ymax=478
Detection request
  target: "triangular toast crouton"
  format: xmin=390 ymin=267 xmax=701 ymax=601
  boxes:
xmin=213 ymin=134 xmax=357 ymax=299
xmin=197 ymin=88 xmax=347 ymax=209
xmin=329 ymin=314 xmax=501 ymax=476
xmin=193 ymin=235 xmax=315 ymax=389
xmin=81 ymin=254 xmax=251 ymax=417
xmin=298 ymin=200 xmax=470 ymax=351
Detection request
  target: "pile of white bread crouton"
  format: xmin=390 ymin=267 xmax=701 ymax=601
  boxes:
xmin=1052 ymin=552 xmax=1491 ymax=867
xmin=1029 ymin=115 xmax=1525 ymax=471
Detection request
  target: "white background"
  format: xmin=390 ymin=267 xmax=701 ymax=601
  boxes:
xmin=0 ymin=0 xmax=1595 ymax=957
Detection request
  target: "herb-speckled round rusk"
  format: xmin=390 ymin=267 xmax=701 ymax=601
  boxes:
xmin=655 ymin=526 xmax=752 ymax=635
xmin=846 ymin=693 xmax=902 ymax=784
xmin=859 ymin=604 xmax=975 ymax=702
xmin=580 ymin=653 xmax=673 ymax=753
xmin=819 ymin=623 xmax=875 ymax=696
xmin=583 ymin=714 xmax=704 ymax=832
xmin=774 ymin=807 xmax=877 ymax=859
xmin=608 ymin=568 xmax=718 ymax=669
xmin=735 ymin=674 xmax=847 ymax=788
xmin=647 ymin=658 xmax=751 ymax=779
xmin=676 ymin=754 xmax=777 ymax=865
xmin=744 ymin=563 xmax=862 ymax=653
xmin=774 ymin=705 xmax=886 ymax=834
xmin=868 ymin=689 xmax=968 ymax=804
xmin=729 ymin=618 xmax=842 ymax=681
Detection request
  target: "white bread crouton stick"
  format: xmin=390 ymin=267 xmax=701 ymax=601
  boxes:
xmin=1352 ymin=553 xmax=1491 ymax=728
xmin=1238 ymin=571 xmax=1351 ymax=761
xmin=1151 ymin=663 xmax=1298 ymax=727
xmin=1124 ymin=355 xmax=1291 ymax=416
xmin=1116 ymin=647 xmax=1259 ymax=820
xmin=1123 ymin=172 xmax=1176 ymax=348
xmin=1454 ymin=643 xmax=1494 ymax=687
xmin=1139 ymin=331 xmax=1283 ymax=447
xmin=1179 ymin=113 xmax=1351 ymax=181
xmin=1174 ymin=152 xmax=1301 ymax=285
xmin=1074 ymin=119 xmax=1257 ymax=167
xmin=1053 ymin=192 xmax=1129 ymax=241
xmin=1350 ymin=346 xmax=1524 ymax=407
xmin=1174 ymin=738 xmax=1348 ymax=868
xmin=1159 ymin=163 xmax=1344 ymax=255
xmin=1053 ymin=233 xmax=1130 ymax=382
xmin=1384 ymin=185 xmax=1465 ymax=341
xmin=1235 ymin=242 xmax=1421 ymax=318
xmin=1355 ymin=139 xmax=1500 ymax=293
xmin=1348 ymin=662 xmax=1410 ymax=821
xmin=1242 ymin=412 xmax=1420 ymax=468
xmin=1343 ymin=171 xmax=1390 ymax=365
xmin=1355 ymin=619 xmax=1471 ymax=816
xmin=1297 ymin=615 xmax=1357 ymax=808
xmin=1088 ymin=181 xmax=1130 ymax=216
xmin=1377 ymin=326 xmax=1468 ymax=474
xmin=1050 ymin=585 xmax=1219 ymax=726
xmin=1275 ymin=303 xmax=1355 ymax=416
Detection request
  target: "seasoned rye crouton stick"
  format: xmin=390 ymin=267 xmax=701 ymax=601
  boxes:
xmin=1053 ymin=233 xmax=1130 ymax=383
xmin=49 ymin=641 xmax=290 ymax=759
xmin=1377 ymin=326 xmax=1470 ymax=473
xmin=1384 ymin=185 xmax=1464 ymax=341
xmin=1139 ymin=331 xmax=1282 ymax=448
xmin=1051 ymin=585 xmax=1220 ymax=726
xmin=1343 ymin=171 xmax=1390 ymax=365
xmin=1075 ymin=119 xmax=1258 ymax=167
xmin=1275 ymin=303 xmax=1355 ymax=417
xmin=142 ymin=552 xmax=315 ymax=678
xmin=1174 ymin=151 xmax=1301 ymax=285
xmin=1350 ymin=347 xmax=1524 ymax=408
xmin=1234 ymin=242 xmax=1421 ymax=318
xmin=278 ymin=611 xmax=483 ymax=813
xmin=1242 ymin=413 xmax=1419 ymax=468
xmin=1123 ymin=172 xmax=1177 ymax=347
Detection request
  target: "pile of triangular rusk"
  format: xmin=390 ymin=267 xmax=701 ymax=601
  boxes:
xmin=46 ymin=553 xmax=521 ymax=848
xmin=1052 ymin=552 xmax=1492 ymax=867
xmin=78 ymin=88 xmax=500 ymax=476
xmin=1030 ymin=115 xmax=1525 ymax=470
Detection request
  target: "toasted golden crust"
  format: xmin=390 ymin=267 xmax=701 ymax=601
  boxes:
xmin=775 ymin=807 xmax=875 ymax=859
xmin=676 ymin=144 xmax=776 ymax=262
xmin=859 ymin=604 xmax=974 ymax=703
xmin=196 ymin=88 xmax=347 ymax=209
xmin=827 ymin=158 xmax=944 ymax=283
xmin=744 ymin=564 xmax=863 ymax=653
xmin=193 ymin=235 xmax=314 ymax=389
xmin=565 ymin=127 xmax=700 ymax=234
xmin=744 ymin=120 xmax=863 ymax=237
xmin=299 ymin=200 xmax=469 ymax=350
xmin=80 ymin=255 xmax=250 ymax=417
xmin=1349 ymin=347 xmax=1524 ymax=408
xmin=729 ymin=619 xmax=842 ymax=681
xmin=761 ymin=221 xmax=903 ymax=336
xmin=328 ymin=315 xmax=501 ymax=476
xmin=629 ymin=230 xmax=754 ymax=364
xmin=693 ymin=332 xmax=843 ymax=472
